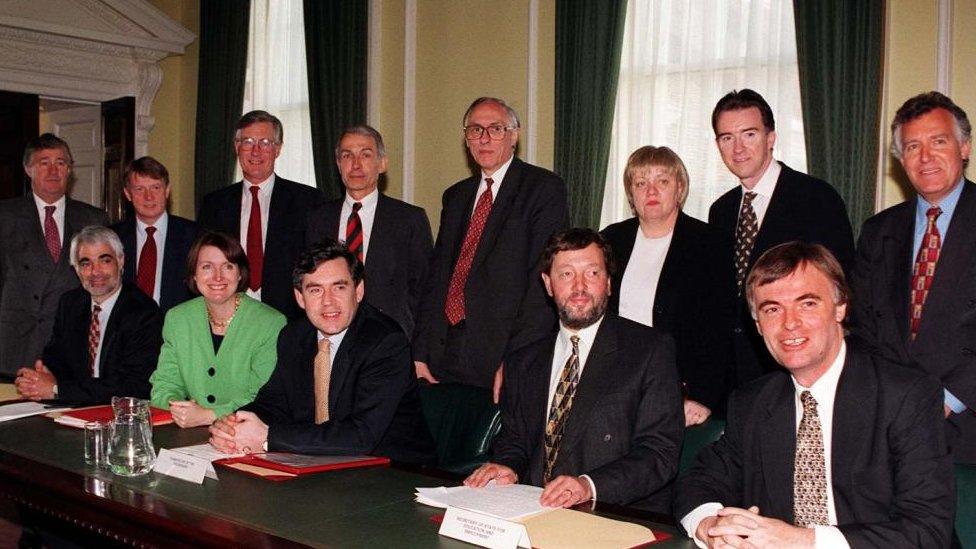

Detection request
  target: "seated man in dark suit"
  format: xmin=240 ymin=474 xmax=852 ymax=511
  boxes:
xmin=676 ymin=242 xmax=954 ymax=548
xmin=111 ymin=156 xmax=197 ymax=314
xmin=14 ymin=226 xmax=163 ymax=405
xmin=305 ymin=125 xmax=433 ymax=336
xmin=465 ymin=228 xmax=683 ymax=513
xmin=208 ymin=239 xmax=435 ymax=465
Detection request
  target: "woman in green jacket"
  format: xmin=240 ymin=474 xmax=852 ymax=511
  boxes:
xmin=150 ymin=232 xmax=285 ymax=428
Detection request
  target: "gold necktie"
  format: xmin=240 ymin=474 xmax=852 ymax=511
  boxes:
xmin=314 ymin=337 xmax=332 ymax=424
xmin=794 ymin=390 xmax=829 ymax=526
xmin=544 ymin=335 xmax=580 ymax=482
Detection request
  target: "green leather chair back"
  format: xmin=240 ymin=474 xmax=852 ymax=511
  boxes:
xmin=957 ymin=464 xmax=976 ymax=548
xmin=419 ymin=384 xmax=502 ymax=475
xmin=680 ymin=418 xmax=726 ymax=473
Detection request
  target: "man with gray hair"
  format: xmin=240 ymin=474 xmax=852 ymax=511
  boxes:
xmin=851 ymin=90 xmax=976 ymax=463
xmin=305 ymin=125 xmax=433 ymax=336
xmin=198 ymin=110 xmax=325 ymax=319
xmin=0 ymin=133 xmax=107 ymax=377
xmin=413 ymin=97 xmax=569 ymax=400
xmin=14 ymin=226 xmax=162 ymax=405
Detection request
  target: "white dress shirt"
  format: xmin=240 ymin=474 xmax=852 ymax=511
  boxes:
xmin=240 ymin=174 xmax=276 ymax=300
xmin=33 ymin=192 xmax=65 ymax=245
xmin=471 ymin=156 xmax=514 ymax=217
xmin=681 ymin=342 xmax=851 ymax=549
xmin=316 ymin=328 xmax=348 ymax=365
xmin=91 ymin=286 xmax=122 ymax=378
xmin=337 ymin=188 xmax=379 ymax=262
xmin=737 ymin=160 xmax=781 ymax=228
xmin=547 ymin=317 xmax=604 ymax=503
xmin=618 ymin=229 xmax=673 ymax=327
xmin=136 ymin=212 xmax=168 ymax=304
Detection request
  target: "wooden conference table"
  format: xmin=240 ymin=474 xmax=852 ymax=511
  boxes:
xmin=0 ymin=415 xmax=694 ymax=548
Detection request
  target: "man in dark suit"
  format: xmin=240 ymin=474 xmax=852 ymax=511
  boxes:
xmin=707 ymin=89 xmax=855 ymax=387
xmin=306 ymin=125 xmax=432 ymax=336
xmin=14 ymin=226 xmax=162 ymax=405
xmin=208 ymin=239 xmax=435 ymax=465
xmin=0 ymin=133 xmax=108 ymax=377
xmin=413 ymin=97 xmax=569 ymax=399
xmin=465 ymin=229 xmax=683 ymax=513
xmin=111 ymin=156 xmax=197 ymax=314
xmin=851 ymin=91 xmax=976 ymax=464
xmin=197 ymin=110 xmax=325 ymax=319
xmin=676 ymin=242 xmax=953 ymax=548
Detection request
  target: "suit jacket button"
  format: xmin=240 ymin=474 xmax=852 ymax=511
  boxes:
xmin=32 ymin=295 xmax=38 ymax=301
xmin=962 ymin=348 xmax=974 ymax=356
xmin=733 ymin=327 xmax=742 ymax=334
xmin=603 ymin=434 xmax=612 ymax=442
xmin=969 ymin=299 xmax=976 ymax=309
xmin=206 ymin=395 xmax=216 ymax=403
xmin=208 ymin=367 xmax=216 ymax=377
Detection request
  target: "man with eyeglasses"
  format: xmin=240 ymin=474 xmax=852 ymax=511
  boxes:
xmin=413 ymin=97 xmax=569 ymax=402
xmin=305 ymin=125 xmax=433 ymax=337
xmin=198 ymin=110 xmax=325 ymax=319
xmin=0 ymin=133 xmax=107 ymax=377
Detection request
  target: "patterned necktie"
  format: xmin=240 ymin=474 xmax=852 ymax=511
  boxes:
xmin=88 ymin=305 xmax=102 ymax=376
xmin=794 ymin=391 xmax=829 ymax=527
xmin=734 ymin=191 xmax=759 ymax=293
xmin=910 ymin=207 xmax=942 ymax=340
xmin=136 ymin=226 xmax=157 ymax=298
xmin=444 ymin=178 xmax=494 ymax=325
xmin=346 ymin=202 xmax=364 ymax=262
xmin=246 ymin=186 xmax=264 ymax=292
xmin=544 ymin=335 xmax=581 ymax=482
xmin=313 ymin=337 xmax=332 ymax=424
xmin=43 ymin=205 xmax=61 ymax=263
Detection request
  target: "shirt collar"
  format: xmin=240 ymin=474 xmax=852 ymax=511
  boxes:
xmin=557 ymin=315 xmax=604 ymax=352
xmin=483 ymin=155 xmax=515 ymax=186
xmin=916 ymin=176 xmax=965 ymax=219
xmin=345 ymin=187 xmax=379 ymax=209
xmin=136 ymin=211 xmax=168 ymax=235
xmin=32 ymin=192 xmax=66 ymax=213
xmin=743 ymin=159 xmax=781 ymax=198
xmin=92 ymin=284 xmax=122 ymax=311
xmin=317 ymin=327 xmax=348 ymax=351
xmin=791 ymin=340 xmax=846 ymax=402
xmin=245 ymin=173 xmax=276 ymax=194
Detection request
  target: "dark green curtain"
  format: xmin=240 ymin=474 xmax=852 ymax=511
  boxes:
xmin=794 ymin=0 xmax=884 ymax=233
xmin=193 ymin=0 xmax=251 ymax=215
xmin=554 ymin=0 xmax=628 ymax=229
xmin=303 ymin=1 xmax=368 ymax=200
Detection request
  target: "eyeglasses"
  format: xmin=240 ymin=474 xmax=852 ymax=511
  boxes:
xmin=235 ymin=137 xmax=279 ymax=151
xmin=462 ymin=124 xmax=517 ymax=141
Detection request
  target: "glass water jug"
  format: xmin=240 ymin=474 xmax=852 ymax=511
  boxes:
xmin=106 ymin=396 xmax=157 ymax=476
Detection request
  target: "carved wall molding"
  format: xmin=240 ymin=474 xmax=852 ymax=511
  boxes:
xmin=0 ymin=0 xmax=195 ymax=157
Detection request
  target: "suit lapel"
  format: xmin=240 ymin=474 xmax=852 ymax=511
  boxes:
xmin=526 ymin=336 xmax=558 ymax=484
xmin=556 ymin=317 xmax=620 ymax=459
xmin=119 ymin=219 xmax=137 ymax=284
xmin=760 ymin=376 xmax=796 ymax=522
xmin=365 ymin=195 xmax=392 ymax=272
xmin=654 ymin=214 xmax=689 ymax=324
xmin=469 ymin=159 xmax=523 ymax=274
xmin=830 ymin=348 xmax=873 ymax=522
xmin=266 ymin=178 xmax=291 ymax=252
xmin=327 ymin=308 xmax=368 ymax=407
xmin=750 ymin=164 xmax=790 ymax=264
xmin=19 ymin=197 xmax=53 ymax=270
xmin=448 ymin=177 xmax=481 ymax=266
xmin=882 ymin=204 xmax=915 ymax=342
xmin=98 ymin=288 xmax=127 ymax=375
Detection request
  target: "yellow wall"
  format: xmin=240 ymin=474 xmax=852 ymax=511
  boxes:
xmin=147 ymin=0 xmax=199 ymax=219
xmin=882 ymin=0 xmax=976 ymax=210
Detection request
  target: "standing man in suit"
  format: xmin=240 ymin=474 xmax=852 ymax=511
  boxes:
xmin=208 ymin=239 xmax=435 ymax=465
xmin=14 ymin=226 xmax=163 ymax=405
xmin=413 ymin=97 xmax=569 ymax=399
xmin=676 ymin=242 xmax=954 ymax=548
xmin=708 ymin=89 xmax=855 ymax=387
xmin=465 ymin=229 xmax=683 ymax=513
xmin=197 ymin=110 xmax=325 ymax=319
xmin=306 ymin=125 xmax=433 ymax=336
xmin=111 ymin=156 xmax=197 ymax=314
xmin=851 ymin=91 xmax=976 ymax=464
xmin=0 ymin=133 xmax=108 ymax=377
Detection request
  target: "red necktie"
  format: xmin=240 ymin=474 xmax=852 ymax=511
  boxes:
xmin=346 ymin=202 xmax=364 ymax=262
xmin=444 ymin=178 xmax=494 ymax=325
xmin=44 ymin=205 xmax=61 ymax=263
xmin=136 ymin=226 xmax=157 ymax=298
xmin=910 ymin=206 xmax=942 ymax=339
xmin=88 ymin=305 xmax=101 ymax=376
xmin=247 ymin=186 xmax=264 ymax=291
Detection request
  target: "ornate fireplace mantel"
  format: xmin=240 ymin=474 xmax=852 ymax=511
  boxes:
xmin=0 ymin=0 xmax=195 ymax=155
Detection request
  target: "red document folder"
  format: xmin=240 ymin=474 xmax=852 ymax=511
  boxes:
xmin=214 ymin=453 xmax=390 ymax=481
xmin=50 ymin=405 xmax=173 ymax=427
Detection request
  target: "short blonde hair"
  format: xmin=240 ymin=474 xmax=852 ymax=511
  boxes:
xmin=622 ymin=146 xmax=689 ymax=214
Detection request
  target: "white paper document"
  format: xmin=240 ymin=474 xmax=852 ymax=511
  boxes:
xmin=0 ymin=402 xmax=71 ymax=423
xmin=167 ymin=443 xmax=245 ymax=480
xmin=415 ymin=483 xmax=552 ymax=521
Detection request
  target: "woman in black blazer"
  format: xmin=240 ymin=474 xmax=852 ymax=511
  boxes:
xmin=601 ymin=146 xmax=734 ymax=425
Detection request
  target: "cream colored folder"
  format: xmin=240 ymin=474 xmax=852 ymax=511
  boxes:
xmin=519 ymin=508 xmax=656 ymax=549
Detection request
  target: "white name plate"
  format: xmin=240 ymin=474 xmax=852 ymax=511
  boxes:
xmin=439 ymin=506 xmax=530 ymax=549
xmin=153 ymin=448 xmax=211 ymax=484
